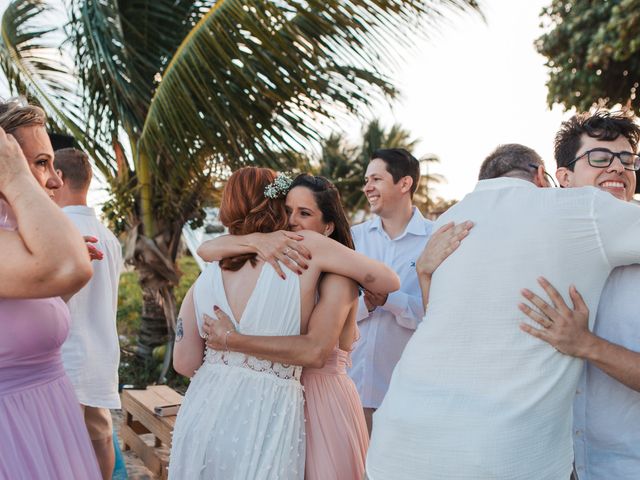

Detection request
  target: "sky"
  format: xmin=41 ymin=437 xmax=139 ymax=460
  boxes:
xmin=0 ymin=0 xmax=573 ymax=205
xmin=347 ymin=0 xmax=573 ymax=201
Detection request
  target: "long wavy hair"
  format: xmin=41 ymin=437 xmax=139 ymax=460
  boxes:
xmin=219 ymin=167 xmax=289 ymax=271
xmin=291 ymin=174 xmax=354 ymax=250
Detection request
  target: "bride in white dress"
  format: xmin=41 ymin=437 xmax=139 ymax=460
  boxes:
xmin=169 ymin=167 xmax=399 ymax=480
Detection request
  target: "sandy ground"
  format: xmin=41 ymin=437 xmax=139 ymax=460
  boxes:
xmin=112 ymin=409 xmax=166 ymax=479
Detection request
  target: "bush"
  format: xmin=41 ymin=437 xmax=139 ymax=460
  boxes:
xmin=117 ymin=255 xmax=200 ymax=392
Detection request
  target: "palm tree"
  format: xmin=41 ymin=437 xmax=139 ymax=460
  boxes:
xmin=0 ymin=0 xmax=480 ymax=373
xmin=315 ymin=119 xmax=444 ymax=216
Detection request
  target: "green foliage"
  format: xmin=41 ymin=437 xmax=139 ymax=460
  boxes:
xmin=537 ymin=0 xmax=640 ymax=110
xmin=0 ymin=0 xmax=482 ymax=234
xmin=119 ymin=349 xmax=190 ymax=393
xmin=0 ymin=0 xmax=480 ymax=360
xmin=117 ymin=255 xmax=200 ymax=336
xmin=118 ymin=255 xmax=199 ymax=389
xmin=116 ymin=271 xmax=143 ymax=338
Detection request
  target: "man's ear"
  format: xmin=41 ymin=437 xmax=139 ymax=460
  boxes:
xmin=533 ymin=165 xmax=547 ymax=188
xmin=55 ymin=169 xmax=64 ymax=181
xmin=556 ymin=167 xmax=571 ymax=188
xmin=400 ymin=176 xmax=413 ymax=194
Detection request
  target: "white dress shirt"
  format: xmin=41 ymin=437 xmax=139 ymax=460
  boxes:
xmin=573 ymin=265 xmax=640 ymax=480
xmin=348 ymin=207 xmax=433 ymax=408
xmin=367 ymin=178 xmax=640 ymax=480
xmin=61 ymin=206 xmax=123 ymax=409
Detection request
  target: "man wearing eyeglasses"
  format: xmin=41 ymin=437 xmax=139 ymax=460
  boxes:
xmin=367 ymin=133 xmax=640 ymax=479
xmin=519 ymin=110 xmax=640 ymax=480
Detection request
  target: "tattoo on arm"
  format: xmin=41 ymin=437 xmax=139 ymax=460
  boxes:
xmin=363 ymin=273 xmax=375 ymax=285
xmin=175 ymin=317 xmax=184 ymax=342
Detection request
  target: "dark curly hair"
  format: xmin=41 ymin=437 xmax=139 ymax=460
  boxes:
xmin=555 ymin=110 xmax=640 ymax=170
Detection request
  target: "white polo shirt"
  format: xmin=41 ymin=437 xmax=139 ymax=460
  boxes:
xmin=349 ymin=207 xmax=433 ymax=408
xmin=61 ymin=206 xmax=123 ymax=409
xmin=367 ymin=178 xmax=640 ymax=480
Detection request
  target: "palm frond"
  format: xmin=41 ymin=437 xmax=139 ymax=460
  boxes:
xmin=68 ymin=0 xmax=195 ymax=140
xmin=139 ymin=0 xmax=481 ymax=178
xmin=0 ymin=0 xmax=117 ymax=179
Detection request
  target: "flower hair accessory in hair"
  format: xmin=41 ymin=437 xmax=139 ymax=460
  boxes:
xmin=264 ymin=172 xmax=293 ymax=199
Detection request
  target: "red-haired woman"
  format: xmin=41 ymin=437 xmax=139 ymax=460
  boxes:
xmin=168 ymin=167 xmax=399 ymax=480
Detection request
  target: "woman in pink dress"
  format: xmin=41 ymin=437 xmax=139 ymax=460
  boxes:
xmin=198 ymin=174 xmax=370 ymax=479
xmin=0 ymin=99 xmax=100 ymax=479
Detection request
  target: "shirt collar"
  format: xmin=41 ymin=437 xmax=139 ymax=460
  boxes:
xmin=473 ymin=177 xmax=537 ymax=192
xmin=62 ymin=205 xmax=95 ymax=216
xmin=367 ymin=206 xmax=430 ymax=237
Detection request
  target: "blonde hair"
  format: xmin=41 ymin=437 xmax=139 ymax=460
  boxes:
xmin=0 ymin=97 xmax=46 ymax=134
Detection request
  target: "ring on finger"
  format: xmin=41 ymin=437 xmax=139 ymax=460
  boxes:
xmin=283 ymin=247 xmax=291 ymax=255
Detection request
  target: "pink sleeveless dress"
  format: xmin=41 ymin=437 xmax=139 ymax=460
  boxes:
xmin=0 ymin=203 xmax=100 ymax=479
xmin=302 ymin=347 xmax=369 ymax=480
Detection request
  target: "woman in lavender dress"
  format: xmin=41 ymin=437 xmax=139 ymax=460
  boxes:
xmin=0 ymin=99 xmax=99 ymax=479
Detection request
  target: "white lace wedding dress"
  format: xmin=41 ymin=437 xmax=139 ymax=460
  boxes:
xmin=168 ymin=262 xmax=305 ymax=479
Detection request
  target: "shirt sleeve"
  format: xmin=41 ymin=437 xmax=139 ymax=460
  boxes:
xmin=382 ymin=289 xmax=425 ymax=330
xmin=594 ymin=191 xmax=640 ymax=267
xmin=356 ymin=295 xmax=370 ymax=323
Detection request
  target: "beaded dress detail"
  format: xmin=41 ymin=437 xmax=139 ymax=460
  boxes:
xmin=169 ymin=262 xmax=305 ymax=479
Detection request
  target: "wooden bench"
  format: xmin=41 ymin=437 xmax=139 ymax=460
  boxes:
xmin=120 ymin=385 xmax=183 ymax=480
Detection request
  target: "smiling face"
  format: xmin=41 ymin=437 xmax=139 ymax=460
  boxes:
xmin=363 ymin=158 xmax=409 ymax=217
xmin=285 ymin=185 xmax=334 ymax=236
xmin=557 ymin=133 xmax=636 ymax=201
xmin=12 ymin=125 xmax=61 ymax=198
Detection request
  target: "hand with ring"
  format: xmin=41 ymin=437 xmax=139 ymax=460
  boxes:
xmin=518 ymin=276 xmax=592 ymax=357
xmin=250 ymin=231 xmax=312 ymax=279
xmin=202 ymin=305 xmax=237 ymax=350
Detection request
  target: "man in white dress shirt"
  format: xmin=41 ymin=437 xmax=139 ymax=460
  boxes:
xmin=367 ymin=142 xmax=640 ymax=480
xmin=54 ymin=148 xmax=123 ymax=480
xmin=349 ymin=148 xmax=433 ymax=433
xmin=519 ymin=111 xmax=640 ymax=480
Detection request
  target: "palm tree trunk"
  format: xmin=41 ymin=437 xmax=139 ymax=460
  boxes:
xmin=129 ymin=224 xmax=182 ymax=368
xmin=136 ymin=287 xmax=169 ymax=358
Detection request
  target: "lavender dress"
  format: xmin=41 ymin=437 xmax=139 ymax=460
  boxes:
xmin=0 ymin=203 xmax=100 ymax=479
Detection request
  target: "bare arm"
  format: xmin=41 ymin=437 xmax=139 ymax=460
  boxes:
xmin=202 ymin=274 xmax=358 ymax=368
xmin=197 ymin=231 xmax=311 ymax=278
xmin=0 ymin=129 xmax=92 ymax=298
xmin=302 ymin=231 xmax=400 ymax=294
xmin=582 ymin=337 xmax=640 ymax=392
xmin=173 ymin=286 xmax=205 ymax=377
xmin=519 ymin=277 xmax=640 ymax=392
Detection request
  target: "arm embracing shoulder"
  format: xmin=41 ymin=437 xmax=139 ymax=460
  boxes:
xmin=302 ymin=231 xmax=400 ymax=294
xmin=225 ymin=274 xmax=357 ymax=368
xmin=197 ymin=234 xmax=256 ymax=262
xmin=173 ymin=286 xmax=205 ymax=377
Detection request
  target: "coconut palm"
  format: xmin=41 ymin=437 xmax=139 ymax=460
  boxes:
xmin=0 ymin=0 xmax=480 ymax=372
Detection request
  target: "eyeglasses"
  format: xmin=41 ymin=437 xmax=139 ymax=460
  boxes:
xmin=567 ymin=148 xmax=640 ymax=171
xmin=528 ymin=163 xmax=558 ymax=188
